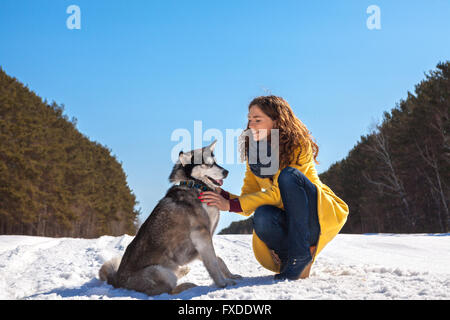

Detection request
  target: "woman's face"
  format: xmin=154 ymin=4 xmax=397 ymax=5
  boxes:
xmin=248 ymin=105 xmax=275 ymax=141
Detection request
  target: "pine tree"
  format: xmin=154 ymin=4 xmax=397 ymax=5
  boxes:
xmin=0 ymin=68 xmax=140 ymax=237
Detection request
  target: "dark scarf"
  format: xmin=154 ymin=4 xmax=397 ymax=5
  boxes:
xmin=248 ymin=139 xmax=278 ymax=179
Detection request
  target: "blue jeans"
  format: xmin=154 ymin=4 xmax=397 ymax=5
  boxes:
xmin=253 ymin=167 xmax=320 ymax=262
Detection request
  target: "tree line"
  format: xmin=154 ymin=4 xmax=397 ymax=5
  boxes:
xmin=0 ymin=68 xmax=140 ymax=237
xmin=220 ymin=61 xmax=449 ymax=234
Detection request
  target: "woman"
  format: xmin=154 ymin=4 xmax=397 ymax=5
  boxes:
xmin=199 ymin=95 xmax=349 ymax=280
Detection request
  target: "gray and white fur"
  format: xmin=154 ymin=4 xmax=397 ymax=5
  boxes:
xmin=99 ymin=140 xmax=241 ymax=296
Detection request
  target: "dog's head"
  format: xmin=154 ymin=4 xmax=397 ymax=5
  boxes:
xmin=169 ymin=140 xmax=228 ymax=189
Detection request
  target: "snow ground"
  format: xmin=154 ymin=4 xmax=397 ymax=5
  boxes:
xmin=0 ymin=233 xmax=449 ymax=300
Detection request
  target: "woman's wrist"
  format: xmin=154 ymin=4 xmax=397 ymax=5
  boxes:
xmin=220 ymin=189 xmax=230 ymax=200
xmin=228 ymin=198 xmax=243 ymax=213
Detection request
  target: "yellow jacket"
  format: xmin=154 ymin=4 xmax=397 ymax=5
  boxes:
xmin=229 ymin=140 xmax=349 ymax=272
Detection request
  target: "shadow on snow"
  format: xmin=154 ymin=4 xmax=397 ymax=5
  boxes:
xmin=24 ymin=275 xmax=278 ymax=300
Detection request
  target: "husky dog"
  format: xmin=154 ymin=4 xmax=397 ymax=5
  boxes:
xmin=99 ymin=140 xmax=241 ymax=296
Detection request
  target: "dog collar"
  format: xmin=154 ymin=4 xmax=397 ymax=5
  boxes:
xmin=179 ymin=180 xmax=211 ymax=192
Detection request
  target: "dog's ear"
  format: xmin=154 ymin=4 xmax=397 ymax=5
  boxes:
xmin=208 ymin=140 xmax=217 ymax=152
xmin=179 ymin=151 xmax=191 ymax=167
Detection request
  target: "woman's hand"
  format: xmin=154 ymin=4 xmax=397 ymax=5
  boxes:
xmin=199 ymin=191 xmax=230 ymax=211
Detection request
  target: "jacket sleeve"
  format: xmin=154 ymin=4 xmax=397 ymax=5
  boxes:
xmin=227 ymin=162 xmax=261 ymax=200
xmin=236 ymin=170 xmax=282 ymax=216
xmin=236 ymin=141 xmax=314 ymax=217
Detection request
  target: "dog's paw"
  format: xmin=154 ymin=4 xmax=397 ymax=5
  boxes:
xmin=217 ymin=278 xmax=236 ymax=288
xmin=229 ymin=273 xmax=242 ymax=279
xmin=224 ymin=278 xmax=237 ymax=286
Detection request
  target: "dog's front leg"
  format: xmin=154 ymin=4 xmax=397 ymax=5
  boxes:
xmin=217 ymin=256 xmax=242 ymax=280
xmin=190 ymin=228 xmax=235 ymax=288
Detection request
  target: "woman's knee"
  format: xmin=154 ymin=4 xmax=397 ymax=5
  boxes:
xmin=253 ymin=205 xmax=277 ymax=237
xmin=278 ymin=166 xmax=306 ymax=188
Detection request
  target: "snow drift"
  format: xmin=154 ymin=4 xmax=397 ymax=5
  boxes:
xmin=0 ymin=233 xmax=448 ymax=300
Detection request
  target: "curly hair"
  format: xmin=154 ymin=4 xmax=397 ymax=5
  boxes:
xmin=240 ymin=95 xmax=320 ymax=170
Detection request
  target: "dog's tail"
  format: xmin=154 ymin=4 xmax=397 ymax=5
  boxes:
xmin=99 ymin=256 xmax=122 ymax=286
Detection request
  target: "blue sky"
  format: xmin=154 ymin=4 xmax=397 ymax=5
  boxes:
xmin=1 ymin=0 xmax=449 ymax=233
